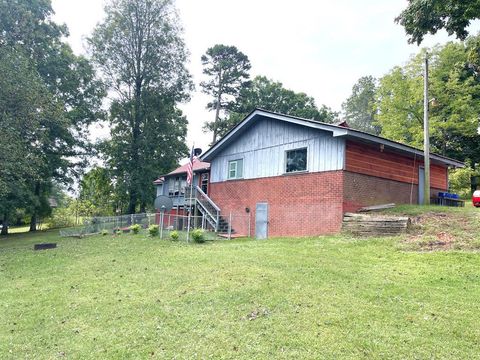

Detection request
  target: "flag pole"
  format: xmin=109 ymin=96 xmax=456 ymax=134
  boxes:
xmin=186 ymin=144 xmax=194 ymax=242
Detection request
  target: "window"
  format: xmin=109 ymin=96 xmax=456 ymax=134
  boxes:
xmin=168 ymin=177 xmax=186 ymax=196
xmin=201 ymin=173 xmax=209 ymax=193
xmin=228 ymin=159 xmax=243 ymax=179
xmin=180 ymin=178 xmax=186 ymax=196
xmin=285 ymin=148 xmax=307 ymax=173
xmin=168 ymin=178 xmax=175 ymax=196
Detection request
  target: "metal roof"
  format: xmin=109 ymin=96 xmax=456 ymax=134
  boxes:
xmin=153 ymin=159 xmax=210 ymax=184
xmin=201 ymin=109 xmax=464 ymax=168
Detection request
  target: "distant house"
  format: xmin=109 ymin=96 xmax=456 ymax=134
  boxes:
xmin=154 ymin=109 xmax=463 ymax=238
xmin=154 ymin=159 xmax=210 ymax=214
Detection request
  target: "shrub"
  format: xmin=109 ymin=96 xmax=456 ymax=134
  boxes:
xmin=45 ymin=207 xmax=75 ymax=229
xmin=115 ymin=229 xmax=122 ymax=236
xmin=191 ymin=229 xmax=205 ymax=243
xmin=170 ymin=230 xmax=179 ymax=241
xmin=130 ymin=224 xmax=141 ymax=234
xmin=100 ymin=229 xmax=109 ymax=236
xmin=449 ymin=160 xmax=480 ymax=198
xmin=148 ymin=225 xmax=159 ymax=237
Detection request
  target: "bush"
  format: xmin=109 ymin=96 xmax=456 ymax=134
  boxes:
xmin=130 ymin=224 xmax=141 ymax=234
xmin=45 ymin=207 xmax=75 ymax=229
xmin=449 ymin=161 xmax=480 ymax=198
xmin=191 ymin=229 xmax=205 ymax=243
xmin=148 ymin=225 xmax=159 ymax=237
xmin=101 ymin=229 xmax=109 ymax=236
xmin=115 ymin=229 xmax=122 ymax=236
xmin=170 ymin=230 xmax=179 ymax=241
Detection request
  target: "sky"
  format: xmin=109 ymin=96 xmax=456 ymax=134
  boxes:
xmin=51 ymin=0 xmax=479 ymax=154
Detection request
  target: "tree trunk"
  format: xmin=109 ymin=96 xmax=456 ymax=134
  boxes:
xmin=140 ymin=202 xmax=146 ymax=214
xmin=212 ymin=100 xmax=220 ymax=144
xmin=212 ymin=71 xmax=222 ymax=144
xmin=29 ymin=182 xmax=41 ymax=232
xmin=127 ymin=192 xmax=137 ymax=215
xmin=29 ymin=213 xmax=37 ymax=232
xmin=1 ymin=213 xmax=8 ymax=236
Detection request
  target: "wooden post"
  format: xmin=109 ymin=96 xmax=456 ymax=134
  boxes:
xmin=424 ymin=54 xmax=431 ymax=205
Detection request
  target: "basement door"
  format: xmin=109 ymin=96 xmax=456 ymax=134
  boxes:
xmin=255 ymin=202 xmax=268 ymax=239
xmin=418 ymin=167 xmax=425 ymax=204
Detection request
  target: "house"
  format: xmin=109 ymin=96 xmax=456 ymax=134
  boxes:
xmin=154 ymin=109 xmax=463 ymax=238
xmin=154 ymin=159 xmax=210 ymax=215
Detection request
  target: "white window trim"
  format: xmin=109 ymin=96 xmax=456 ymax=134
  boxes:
xmin=284 ymin=147 xmax=308 ymax=174
xmin=227 ymin=158 xmax=244 ymax=180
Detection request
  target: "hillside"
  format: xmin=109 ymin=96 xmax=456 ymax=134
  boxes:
xmin=381 ymin=204 xmax=480 ymax=251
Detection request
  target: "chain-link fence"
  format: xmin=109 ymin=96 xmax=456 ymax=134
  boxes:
xmin=59 ymin=212 xmax=252 ymax=241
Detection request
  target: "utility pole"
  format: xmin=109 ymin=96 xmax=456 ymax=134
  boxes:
xmin=423 ymin=54 xmax=430 ymax=205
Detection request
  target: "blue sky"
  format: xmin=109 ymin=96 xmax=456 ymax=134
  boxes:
xmin=52 ymin=0 xmax=480 ymax=152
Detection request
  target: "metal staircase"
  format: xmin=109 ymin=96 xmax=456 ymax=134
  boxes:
xmin=186 ymin=186 xmax=231 ymax=233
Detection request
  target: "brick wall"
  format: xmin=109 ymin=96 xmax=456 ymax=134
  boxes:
xmin=209 ymin=171 xmax=344 ymax=237
xmin=343 ymin=171 xmax=445 ymax=212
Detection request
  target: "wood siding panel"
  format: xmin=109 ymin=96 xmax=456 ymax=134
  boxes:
xmin=210 ymin=117 xmax=345 ymax=183
xmin=345 ymin=141 xmax=447 ymax=190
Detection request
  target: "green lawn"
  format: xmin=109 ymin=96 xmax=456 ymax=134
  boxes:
xmin=1 ymin=220 xmax=480 ymax=359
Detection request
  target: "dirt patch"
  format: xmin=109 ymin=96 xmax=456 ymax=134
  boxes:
xmin=401 ymin=210 xmax=480 ymax=251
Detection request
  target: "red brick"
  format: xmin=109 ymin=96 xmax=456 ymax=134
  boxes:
xmin=209 ymin=171 xmax=344 ymax=237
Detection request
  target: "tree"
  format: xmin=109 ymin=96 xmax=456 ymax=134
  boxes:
xmin=375 ymin=40 xmax=480 ymax=163
xmin=342 ymin=76 xmax=379 ymax=134
xmin=79 ymin=167 xmax=116 ymax=216
xmin=89 ymin=0 xmax=192 ymax=214
xmin=0 ymin=47 xmax=63 ymax=235
xmin=225 ymin=75 xmax=338 ymax=132
xmin=201 ymin=44 xmax=251 ymax=143
xmin=0 ymin=0 xmax=105 ymax=232
xmin=396 ymin=0 xmax=480 ymax=44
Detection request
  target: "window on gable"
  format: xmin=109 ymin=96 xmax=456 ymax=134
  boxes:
xmin=286 ymin=148 xmax=307 ymax=173
xmin=228 ymin=159 xmax=243 ymax=179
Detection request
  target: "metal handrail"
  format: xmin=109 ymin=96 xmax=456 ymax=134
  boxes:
xmin=194 ymin=186 xmax=221 ymax=211
xmin=196 ymin=198 xmax=216 ymax=224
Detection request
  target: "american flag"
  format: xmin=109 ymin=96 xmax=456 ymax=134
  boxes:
xmin=186 ymin=145 xmax=194 ymax=185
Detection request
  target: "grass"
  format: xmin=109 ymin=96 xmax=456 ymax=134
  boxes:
xmin=381 ymin=203 xmax=480 ymax=251
xmin=1 ymin=211 xmax=480 ymax=359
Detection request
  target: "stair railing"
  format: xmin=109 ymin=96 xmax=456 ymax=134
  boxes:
xmin=185 ymin=186 xmax=221 ymax=231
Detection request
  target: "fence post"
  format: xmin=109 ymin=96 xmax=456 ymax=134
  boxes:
xmin=160 ymin=210 xmax=164 ymax=239
xmin=248 ymin=213 xmax=251 ymax=238
xmin=228 ymin=212 xmax=232 ymax=240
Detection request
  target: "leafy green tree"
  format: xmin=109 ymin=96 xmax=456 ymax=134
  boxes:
xmin=89 ymin=0 xmax=192 ymax=214
xmin=0 ymin=47 xmax=62 ymax=235
xmin=375 ymin=62 xmax=424 ymax=147
xmin=376 ymin=41 xmax=480 ymax=163
xmin=449 ymin=160 xmax=480 ymax=198
xmin=0 ymin=0 xmax=105 ymax=232
xmin=396 ymin=0 xmax=480 ymax=45
xmin=225 ymin=75 xmax=338 ymax=131
xmin=79 ymin=167 xmax=116 ymax=216
xmin=201 ymin=44 xmax=251 ymax=143
xmin=342 ymin=76 xmax=379 ymax=134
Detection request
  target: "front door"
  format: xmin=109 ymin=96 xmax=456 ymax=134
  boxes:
xmin=418 ymin=167 xmax=425 ymax=204
xmin=255 ymin=202 xmax=268 ymax=239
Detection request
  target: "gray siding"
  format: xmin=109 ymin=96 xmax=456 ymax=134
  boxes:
xmin=210 ymin=117 xmax=345 ymax=183
xmin=156 ymin=173 xmax=201 ymax=207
